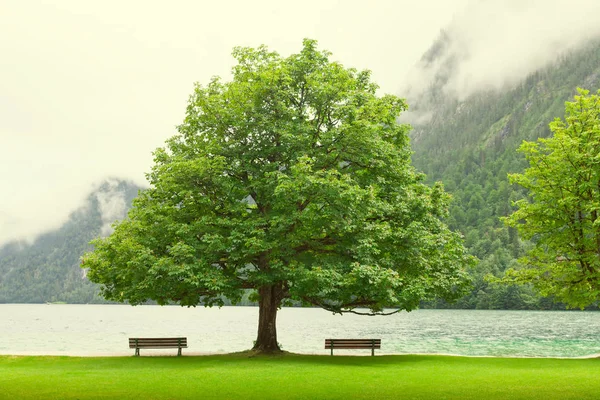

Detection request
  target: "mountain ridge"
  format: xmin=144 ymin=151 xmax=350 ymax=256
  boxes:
xmin=0 ymin=179 xmax=141 ymax=303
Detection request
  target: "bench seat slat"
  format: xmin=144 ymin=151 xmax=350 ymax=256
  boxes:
xmin=325 ymin=341 xmax=380 ymax=344
xmin=129 ymin=338 xmax=187 ymax=343
xmin=129 ymin=342 xmax=187 ymax=346
xmin=129 ymin=344 xmax=188 ymax=347
xmin=325 ymin=338 xmax=381 ymax=356
xmin=129 ymin=340 xmax=187 ymax=345
xmin=129 ymin=337 xmax=187 ymax=356
xmin=129 ymin=341 xmax=187 ymax=343
xmin=325 ymin=340 xmax=380 ymax=345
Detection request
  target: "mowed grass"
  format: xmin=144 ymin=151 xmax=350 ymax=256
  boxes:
xmin=1 ymin=353 xmax=599 ymax=399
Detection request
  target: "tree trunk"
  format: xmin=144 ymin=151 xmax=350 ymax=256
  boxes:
xmin=253 ymin=284 xmax=283 ymax=353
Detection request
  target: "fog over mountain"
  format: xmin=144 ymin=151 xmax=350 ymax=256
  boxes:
xmin=403 ymin=0 xmax=600 ymax=104
xmin=0 ymin=179 xmax=141 ymax=303
xmin=2 ymin=0 xmax=600 ymax=246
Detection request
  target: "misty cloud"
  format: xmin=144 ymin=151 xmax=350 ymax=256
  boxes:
xmin=403 ymin=0 xmax=600 ymax=102
xmin=94 ymin=179 xmax=129 ymax=237
xmin=4 ymin=0 xmax=600 ymax=246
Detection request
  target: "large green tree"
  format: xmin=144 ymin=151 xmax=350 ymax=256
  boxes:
xmin=503 ymin=88 xmax=600 ymax=308
xmin=82 ymin=39 xmax=473 ymax=353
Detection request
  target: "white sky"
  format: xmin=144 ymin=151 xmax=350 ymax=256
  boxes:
xmin=2 ymin=0 xmax=600 ymax=245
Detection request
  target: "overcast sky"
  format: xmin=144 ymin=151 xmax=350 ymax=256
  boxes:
xmin=2 ymin=0 xmax=600 ymax=245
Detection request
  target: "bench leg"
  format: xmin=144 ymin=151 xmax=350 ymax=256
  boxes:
xmin=135 ymin=348 xmax=140 ymax=357
xmin=371 ymin=347 xmax=374 ymax=356
xmin=178 ymin=347 xmax=182 ymax=356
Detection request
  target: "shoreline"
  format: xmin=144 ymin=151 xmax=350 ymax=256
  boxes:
xmin=1 ymin=351 xmax=599 ymax=359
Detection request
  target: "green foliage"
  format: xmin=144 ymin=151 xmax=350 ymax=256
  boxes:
xmin=83 ymin=39 xmax=473 ymax=316
xmin=503 ymin=89 xmax=600 ymax=308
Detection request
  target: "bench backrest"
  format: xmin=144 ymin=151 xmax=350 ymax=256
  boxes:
xmin=325 ymin=339 xmax=381 ymax=349
xmin=129 ymin=337 xmax=187 ymax=348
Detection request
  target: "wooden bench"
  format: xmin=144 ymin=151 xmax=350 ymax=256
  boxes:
xmin=129 ymin=337 xmax=187 ymax=356
xmin=325 ymin=338 xmax=381 ymax=356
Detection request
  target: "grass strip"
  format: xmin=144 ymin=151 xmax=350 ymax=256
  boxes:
xmin=1 ymin=353 xmax=599 ymax=399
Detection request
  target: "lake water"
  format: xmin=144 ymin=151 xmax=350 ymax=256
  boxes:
xmin=1 ymin=304 xmax=598 ymax=358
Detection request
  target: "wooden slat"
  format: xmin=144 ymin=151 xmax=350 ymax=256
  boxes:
xmin=325 ymin=339 xmax=380 ymax=344
xmin=129 ymin=344 xmax=183 ymax=346
xmin=325 ymin=339 xmax=381 ymax=349
xmin=129 ymin=340 xmax=186 ymax=343
xmin=129 ymin=337 xmax=187 ymax=349
xmin=128 ymin=342 xmax=187 ymax=345
xmin=325 ymin=342 xmax=382 ymax=346
xmin=325 ymin=341 xmax=380 ymax=345
xmin=129 ymin=340 xmax=187 ymax=344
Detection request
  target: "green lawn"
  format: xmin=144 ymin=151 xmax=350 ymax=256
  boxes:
xmin=1 ymin=353 xmax=599 ymax=399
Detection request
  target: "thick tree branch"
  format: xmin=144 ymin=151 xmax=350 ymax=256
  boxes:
xmin=301 ymin=295 xmax=402 ymax=316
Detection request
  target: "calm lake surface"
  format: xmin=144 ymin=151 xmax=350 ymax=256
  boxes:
xmin=1 ymin=304 xmax=598 ymax=357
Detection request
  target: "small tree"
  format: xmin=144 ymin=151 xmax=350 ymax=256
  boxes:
xmin=503 ymin=88 xmax=600 ymax=308
xmin=82 ymin=39 xmax=473 ymax=353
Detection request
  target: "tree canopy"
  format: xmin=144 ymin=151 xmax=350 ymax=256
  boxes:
xmin=82 ymin=39 xmax=473 ymax=352
xmin=503 ymin=88 xmax=600 ymax=308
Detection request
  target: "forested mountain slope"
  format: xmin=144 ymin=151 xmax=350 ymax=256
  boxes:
xmin=410 ymin=37 xmax=600 ymax=309
xmin=0 ymin=180 xmax=141 ymax=303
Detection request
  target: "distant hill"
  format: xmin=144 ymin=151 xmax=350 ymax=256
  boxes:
xmin=409 ymin=36 xmax=600 ymax=309
xmin=0 ymin=179 xmax=141 ymax=303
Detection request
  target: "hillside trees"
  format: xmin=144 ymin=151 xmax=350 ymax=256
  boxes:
xmin=82 ymin=39 xmax=474 ymax=353
xmin=411 ymin=38 xmax=600 ymax=310
xmin=503 ymin=89 xmax=600 ymax=307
